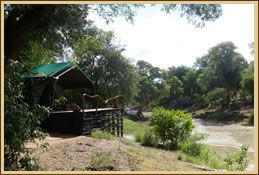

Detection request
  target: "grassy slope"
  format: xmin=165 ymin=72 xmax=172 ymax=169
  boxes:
xmin=123 ymin=114 xmax=252 ymax=171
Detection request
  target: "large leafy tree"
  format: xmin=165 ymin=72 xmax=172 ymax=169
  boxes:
xmin=4 ymin=4 xmax=144 ymax=61
xmin=72 ymin=28 xmax=138 ymax=105
xmin=195 ymin=41 xmax=248 ymax=107
xmin=4 ymin=4 xmax=222 ymax=64
xmin=135 ymin=60 xmax=169 ymax=119
xmin=182 ymin=68 xmax=199 ymax=98
xmin=164 ymin=66 xmax=200 ymax=108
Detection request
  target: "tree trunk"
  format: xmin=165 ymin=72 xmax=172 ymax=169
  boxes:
xmin=136 ymin=98 xmax=148 ymax=120
xmin=4 ymin=5 xmax=48 ymax=63
xmin=136 ymin=105 xmax=144 ymax=120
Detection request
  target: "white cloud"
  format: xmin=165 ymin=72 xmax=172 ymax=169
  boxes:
xmin=88 ymin=4 xmax=254 ymax=69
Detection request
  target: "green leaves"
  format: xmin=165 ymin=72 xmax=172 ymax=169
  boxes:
xmin=4 ymin=60 xmax=50 ymax=170
xmin=151 ymin=108 xmax=194 ymax=149
xmin=72 ymin=27 xmax=137 ymax=106
xmin=195 ymin=41 xmax=249 ymax=108
xmin=224 ymin=145 xmax=249 ymax=171
xmin=240 ymin=63 xmax=254 ymax=101
xmin=204 ymin=87 xmax=228 ymax=108
xmin=161 ymin=4 xmax=223 ymax=27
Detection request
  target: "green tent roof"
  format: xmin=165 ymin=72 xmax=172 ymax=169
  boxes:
xmin=22 ymin=62 xmax=75 ymax=78
xmin=22 ymin=62 xmax=93 ymax=89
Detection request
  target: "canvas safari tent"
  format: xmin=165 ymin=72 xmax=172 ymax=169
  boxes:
xmin=22 ymin=62 xmax=124 ymax=136
xmin=22 ymin=62 xmax=93 ymax=107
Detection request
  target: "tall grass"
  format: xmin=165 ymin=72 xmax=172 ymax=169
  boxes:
xmin=91 ymin=131 xmax=114 ymax=140
xmin=123 ymin=118 xmax=152 ymax=135
xmin=89 ymin=152 xmax=116 ymax=170
xmin=178 ymin=145 xmax=226 ymax=170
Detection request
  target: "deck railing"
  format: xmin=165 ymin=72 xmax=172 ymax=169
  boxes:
xmin=82 ymin=108 xmax=124 ymax=137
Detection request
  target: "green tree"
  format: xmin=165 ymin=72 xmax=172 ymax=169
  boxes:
xmin=162 ymin=66 xmax=200 ymax=108
xmin=160 ymin=75 xmax=184 ymax=108
xmin=73 ymin=27 xmax=138 ymax=106
xmin=4 ymin=4 xmax=222 ymax=63
xmin=183 ymin=68 xmax=199 ymax=99
xmin=167 ymin=65 xmax=189 ymax=82
xmin=135 ymin=60 xmax=168 ymax=119
xmin=4 ymin=4 xmax=143 ymax=62
xmin=204 ymin=87 xmax=229 ymax=108
xmin=195 ymin=41 xmax=248 ymax=108
xmin=240 ymin=63 xmax=254 ymax=103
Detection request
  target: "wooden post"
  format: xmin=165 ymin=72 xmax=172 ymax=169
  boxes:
xmin=82 ymin=95 xmax=85 ymax=120
xmin=120 ymin=109 xmax=124 ymax=137
xmin=95 ymin=99 xmax=98 ymax=114
xmin=111 ymin=110 xmax=115 ymax=135
xmin=116 ymin=110 xmax=120 ymax=136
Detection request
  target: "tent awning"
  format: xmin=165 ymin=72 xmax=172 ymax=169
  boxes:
xmin=22 ymin=62 xmax=93 ymax=89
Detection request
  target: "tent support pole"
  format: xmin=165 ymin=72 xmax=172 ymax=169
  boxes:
xmin=51 ymin=77 xmax=59 ymax=109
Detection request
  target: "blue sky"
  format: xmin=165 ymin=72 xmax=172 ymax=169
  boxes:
xmin=88 ymin=4 xmax=254 ymax=69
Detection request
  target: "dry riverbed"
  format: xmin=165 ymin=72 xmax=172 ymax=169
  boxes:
xmin=192 ymin=118 xmax=255 ymax=171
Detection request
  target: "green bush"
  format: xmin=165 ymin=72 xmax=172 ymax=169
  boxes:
xmin=181 ymin=140 xmax=202 ymax=156
xmin=179 ymin=145 xmax=225 ymax=170
xmin=134 ymin=130 xmax=158 ymax=147
xmin=4 ymin=60 xmax=50 ymax=170
xmin=91 ymin=131 xmax=114 ymax=140
xmin=180 ymin=144 xmax=249 ymax=171
xmin=151 ymin=108 xmax=194 ymax=150
xmin=180 ymin=133 xmax=206 ymax=156
xmin=224 ymin=145 xmax=249 ymax=171
xmin=52 ymin=97 xmax=68 ymax=109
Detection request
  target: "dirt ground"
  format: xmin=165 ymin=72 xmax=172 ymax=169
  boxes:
xmin=26 ymin=133 xmax=201 ymax=171
xmin=26 ymin=134 xmax=134 ymax=171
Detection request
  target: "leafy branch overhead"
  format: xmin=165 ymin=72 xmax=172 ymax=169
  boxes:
xmin=4 ymin=4 xmax=222 ymax=61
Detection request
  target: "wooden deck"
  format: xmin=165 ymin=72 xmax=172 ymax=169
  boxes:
xmin=42 ymin=108 xmax=124 ymax=136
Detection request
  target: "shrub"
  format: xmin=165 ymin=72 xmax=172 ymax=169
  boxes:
xmin=134 ymin=130 xmax=158 ymax=147
xmin=4 ymin=60 xmax=50 ymax=170
xmin=52 ymin=97 xmax=68 ymax=109
xmin=181 ymin=140 xmax=202 ymax=156
xmin=224 ymin=145 xmax=249 ymax=171
xmin=142 ymin=131 xmax=158 ymax=146
xmin=151 ymin=108 xmax=194 ymax=149
xmin=91 ymin=131 xmax=114 ymax=140
xmin=179 ymin=145 xmax=225 ymax=170
xmin=180 ymin=133 xmax=206 ymax=157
